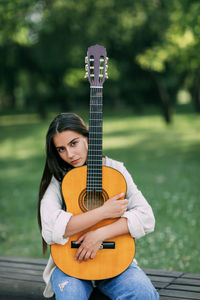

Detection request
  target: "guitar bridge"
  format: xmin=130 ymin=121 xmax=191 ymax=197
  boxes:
xmin=71 ymin=241 xmax=115 ymax=249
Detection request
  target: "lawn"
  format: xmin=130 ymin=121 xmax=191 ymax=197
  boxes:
xmin=0 ymin=109 xmax=199 ymax=273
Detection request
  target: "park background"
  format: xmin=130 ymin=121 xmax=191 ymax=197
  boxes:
xmin=0 ymin=0 xmax=199 ymax=273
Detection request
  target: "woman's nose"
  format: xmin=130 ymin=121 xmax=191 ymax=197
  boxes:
xmin=66 ymin=147 xmax=74 ymax=158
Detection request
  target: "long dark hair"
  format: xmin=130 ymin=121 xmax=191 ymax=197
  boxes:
xmin=38 ymin=113 xmax=89 ymax=254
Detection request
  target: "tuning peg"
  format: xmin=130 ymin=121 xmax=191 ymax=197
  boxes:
xmin=105 ymin=72 xmax=108 ymax=79
xmin=85 ymin=56 xmax=88 ymax=63
xmin=85 ymin=64 xmax=88 ymax=71
xmin=106 ymin=57 xmax=109 ymax=63
xmin=105 ymin=65 xmax=108 ymax=71
xmin=84 ymin=72 xmax=88 ymax=78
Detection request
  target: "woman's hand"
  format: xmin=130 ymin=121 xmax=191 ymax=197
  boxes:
xmin=100 ymin=193 xmax=128 ymax=219
xmin=74 ymin=229 xmax=104 ymax=263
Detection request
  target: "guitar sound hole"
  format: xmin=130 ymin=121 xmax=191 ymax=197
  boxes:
xmin=85 ymin=191 xmax=104 ymax=210
xmin=79 ymin=189 xmax=109 ymax=212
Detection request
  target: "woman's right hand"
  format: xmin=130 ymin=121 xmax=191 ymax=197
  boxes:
xmin=100 ymin=193 xmax=128 ymax=219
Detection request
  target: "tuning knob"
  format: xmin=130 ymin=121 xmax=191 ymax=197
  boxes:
xmin=85 ymin=56 xmax=88 ymax=63
xmin=105 ymin=72 xmax=108 ymax=79
xmin=84 ymin=72 xmax=88 ymax=78
xmin=85 ymin=64 xmax=88 ymax=71
xmin=106 ymin=57 xmax=109 ymax=63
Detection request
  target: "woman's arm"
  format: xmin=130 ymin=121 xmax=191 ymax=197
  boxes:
xmin=63 ymin=193 xmax=128 ymax=238
xmin=120 ymin=166 xmax=155 ymax=238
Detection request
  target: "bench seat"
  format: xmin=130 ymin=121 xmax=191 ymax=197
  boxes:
xmin=0 ymin=256 xmax=200 ymax=300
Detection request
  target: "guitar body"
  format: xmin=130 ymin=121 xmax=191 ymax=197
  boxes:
xmin=51 ymin=165 xmax=135 ymax=280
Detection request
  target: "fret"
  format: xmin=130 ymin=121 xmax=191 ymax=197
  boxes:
xmin=87 ymin=182 xmax=102 ymax=184
xmin=87 ymin=174 xmax=102 ymax=176
xmin=89 ymin=113 xmax=102 ymax=115
xmin=87 ymin=178 xmax=102 ymax=180
xmin=91 ymin=118 xmax=101 ymax=121
xmin=87 ymin=161 xmax=102 ymax=163
xmin=87 ymin=184 xmax=102 ymax=187
xmin=87 ymin=188 xmax=102 ymax=190
xmin=87 ymin=156 xmax=102 ymax=159
xmin=87 ymin=173 xmax=102 ymax=175
xmin=88 ymin=148 xmax=102 ymax=150
xmin=87 ymin=185 xmax=102 ymax=188
xmin=87 ymin=190 xmax=102 ymax=192
xmin=87 ymin=172 xmax=102 ymax=175
xmin=87 ymin=171 xmax=102 ymax=173
xmin=90 ymin=100 xmax=102 ymax=102
xmin=88 ymin=132 xmax=102 ymax=135
xmin=87 ymin=186 xmax=102 ymax=188
xmin=87 ymin=184 xmax=102 ymax=186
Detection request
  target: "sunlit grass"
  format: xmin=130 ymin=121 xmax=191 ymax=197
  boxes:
xmin=0 ymin=111 xmax=199 ymax=273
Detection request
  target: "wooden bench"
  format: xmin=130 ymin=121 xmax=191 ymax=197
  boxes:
xmin=0 ymin=256 xmax=200 ymax=300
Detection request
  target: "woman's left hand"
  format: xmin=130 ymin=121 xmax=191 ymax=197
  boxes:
xmin=74 ymin=229 xmax=104 ymax=263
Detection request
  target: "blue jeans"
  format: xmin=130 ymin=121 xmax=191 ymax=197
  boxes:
xmin=51 ymin=261 xmax=159 ymax=300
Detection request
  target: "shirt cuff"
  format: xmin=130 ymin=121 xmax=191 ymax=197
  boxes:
xmin=121 ymin=211 xmax=145 ymax=239
xmin=52 ymin=211 xmax=73 ymax=245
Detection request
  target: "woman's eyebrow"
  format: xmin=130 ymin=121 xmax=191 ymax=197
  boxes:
xmin=55 ymin=137 xmax=79 ymax=149
xmin=69 ymin=137 xmax=79 ymax=144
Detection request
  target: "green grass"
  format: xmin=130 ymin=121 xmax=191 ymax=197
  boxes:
xmin=0 ymin=110 xmax=199 ymax=273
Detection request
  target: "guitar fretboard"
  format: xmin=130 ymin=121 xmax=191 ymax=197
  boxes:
xmin=87 ymin=87 xmax=103 ymax=192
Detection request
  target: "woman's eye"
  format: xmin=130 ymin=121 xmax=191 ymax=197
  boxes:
xmin=71 ymin=141 xmax=78 ymax=146
xmin=58 ymin=147 xmax=65 ymax=153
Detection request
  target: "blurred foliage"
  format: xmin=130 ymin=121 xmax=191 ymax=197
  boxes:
xmin=0 ymin=0 xmax=200 ymax=122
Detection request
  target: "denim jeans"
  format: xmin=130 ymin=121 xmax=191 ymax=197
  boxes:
xmin=51 ymin=261 xmax=159 ymax=300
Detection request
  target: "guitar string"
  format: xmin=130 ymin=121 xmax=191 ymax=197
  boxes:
xmin=90 ymin=87 xmax=100 ymax=208
xmin=88 ymin=87 xmax=103 ymax=209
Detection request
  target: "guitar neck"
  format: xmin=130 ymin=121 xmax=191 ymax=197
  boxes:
xmin=87 ymin=87 xmax=103 ymax=192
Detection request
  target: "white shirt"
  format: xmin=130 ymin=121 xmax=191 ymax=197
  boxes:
xmin=40 ymin=157 xmax=155 ymax=298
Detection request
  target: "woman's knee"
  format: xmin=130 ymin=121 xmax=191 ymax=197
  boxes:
xmin=129 ymin=280 xmax=159 ymax=300
xmin=51 ymin=267 xmax=93 ymax=300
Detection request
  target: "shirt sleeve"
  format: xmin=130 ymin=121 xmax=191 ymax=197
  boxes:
xmin=120 ymin=165 xmax=155 ymax=239
xmin=40 ymin=176 xmax=73 ymax=245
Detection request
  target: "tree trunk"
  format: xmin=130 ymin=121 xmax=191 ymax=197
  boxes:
xmin=152 ymin=73 xmax=172 ymax=124
xmin=192 ymin=78 xmax=200 ymax=113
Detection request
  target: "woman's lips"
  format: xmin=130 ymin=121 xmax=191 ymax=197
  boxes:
xmin=71 ymin=158 xmax=80 ymax=165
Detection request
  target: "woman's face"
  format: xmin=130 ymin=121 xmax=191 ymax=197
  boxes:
xmin=53 ymin=130 xmax=88 ymax=167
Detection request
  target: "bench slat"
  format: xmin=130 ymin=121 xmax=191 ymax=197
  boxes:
xmin=159 ymin=288 xmax=200 ymax=299
xmin=144 ymin=268 xmax=183 ymax=278
xmin=0 ymin=266 xmax=43 ymax=276
xmin=0 ymin=261 xmax=44 ymax=271
xmin=0 ymin=272 xmax=43 ymax=283
xmin=167 ymin=284 xmax=200 ymax=293
xmin=174 ymin=278 xmax=200 ymax=286
xmin=0 ymin=277 xmax=46 ymax=299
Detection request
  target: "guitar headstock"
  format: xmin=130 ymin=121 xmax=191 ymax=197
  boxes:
xmin=85 ymin=44 xmax=108 ymax=87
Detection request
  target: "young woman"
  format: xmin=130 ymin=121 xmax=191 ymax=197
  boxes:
xmin=38 ymin=112 xmax=159 ymax=300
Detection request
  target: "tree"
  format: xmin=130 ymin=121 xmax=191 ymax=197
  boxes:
xmin=0 ymin=0 xmax=200 ymax=122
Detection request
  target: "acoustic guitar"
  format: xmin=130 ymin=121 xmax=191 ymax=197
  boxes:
xmin=51 ymin=44 xmax=135 ymax=280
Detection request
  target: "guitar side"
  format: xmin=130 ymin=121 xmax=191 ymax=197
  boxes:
xmin=51 ymin=165 xmax=135 ymax=280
